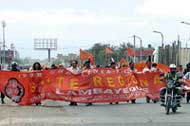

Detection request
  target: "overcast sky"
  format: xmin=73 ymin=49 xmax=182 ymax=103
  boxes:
xmin=0 ymin=0 xmax=190 ymax=59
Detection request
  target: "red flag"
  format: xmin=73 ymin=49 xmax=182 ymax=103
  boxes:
xmin=80 ymin=49 xmax=95 ymax=64
xmin=120 ymin=57 xmax=128 ymax=65
xmin=126 ymin=48 xmax=134 ymax=56
xmin=105 ymin=47 xmax=114 ymax=54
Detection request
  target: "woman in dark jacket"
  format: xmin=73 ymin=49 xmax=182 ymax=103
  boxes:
xmin=32 ymin=62 xmax=42 ymax=105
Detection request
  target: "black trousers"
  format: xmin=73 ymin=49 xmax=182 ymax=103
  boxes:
xmin=1 ymin=92 xmax=5 ymax=102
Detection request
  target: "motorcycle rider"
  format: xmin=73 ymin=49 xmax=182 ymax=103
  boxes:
xmin=160 ymin=64 xmax=182 ymax=107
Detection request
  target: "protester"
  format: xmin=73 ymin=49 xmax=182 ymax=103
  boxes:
xmin=67 ymin=60 xmax=81 ymax=106
xmin=109 ymin=61 xmax=119 ymax=105
xmin=51 ymin=64 xmax=57 ymax=69
xmin=83 ymin=60 xmax=93 ymax=106
xmin=151 ymin=63 xmax=158 ymax=72
xmin=183 ymin=64 xmax=190 ymax=103
xmin=142 ymin=57 xmax=157 ymax=103
xmin=177 ymin=65 xmax=184 ymax=79
xmin=32 ymin=62 xmax=42 ymax=105
xmin=32 ymin=62 xmax=42 ymax=71
xmin=127 ymin=61 xmax=137 ymax=104
xmin=184 ymin=62 xmax=190 ymax=75
xmin=58 ymin=64 xmax=64 ymax=69
xmin=143 ymin=59 xmax=152 ymax=73
xmin=67 ymin=60 xmax=81 ymax=74
xmin=9 ymin=62 xmax=21 ymax=106
xmin=0 ymin=64 xmax=5 ymax=104
xmin=11 ymin=62 xmax=20 ymax=72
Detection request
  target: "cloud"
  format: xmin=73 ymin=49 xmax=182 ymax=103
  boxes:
xmin=0 ymin=8 xmax=146 ymax=28
xmin=0 ymin=9 xmax=111 ymax=25
xmin=139 ymin=0 xmax=190 ymax=17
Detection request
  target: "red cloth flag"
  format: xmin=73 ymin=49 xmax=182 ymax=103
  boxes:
xmin=126 ymin=48 xmax=134 ymax=56
xmin=120 ymin=57 xmax=128 ymax=65
xmin=105 ymin=47 xmax=114 ymax=54
xmin=80 ymin=49 xmax=95 ymax=64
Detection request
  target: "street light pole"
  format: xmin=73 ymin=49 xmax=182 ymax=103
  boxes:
xmin=133 ymin=35 xmax=136 ymax=63
xmin=153 ymin=31 xmax=164 ymax=46
xmin=153 ymin=30 xmax=164 ymax=63
xmin=181 ymin=21 xmax=190 ymax=26
xmin=2 ymin=21 xmax=6 ymax=69
xmin=134 ymin=35 xmax=142 ymax=62
xmin=181 ymin=21 xmax=190 ymax=66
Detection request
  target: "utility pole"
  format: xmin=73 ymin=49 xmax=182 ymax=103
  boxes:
xmin=177 ymin=35 xmax=181 ymax=66
xmin=153 ymin=30 xmax=164 ymax=64
xmin=133 ymin=35 xmax=143 ymax=63
xmin=2 ymin=21 xmax=6 ymax=69
xmin=133 ymin=35 xmax=136 ymax=63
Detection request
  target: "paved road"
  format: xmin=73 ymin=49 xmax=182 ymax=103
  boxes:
xmin=1 ymin=98 xmax=190 ymax=126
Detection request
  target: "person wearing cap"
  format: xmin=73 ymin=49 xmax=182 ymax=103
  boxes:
xmin=67 ymin=60 xmax=81 ymax=106
xmin=160 ymin=64 xmax=182 ymax=107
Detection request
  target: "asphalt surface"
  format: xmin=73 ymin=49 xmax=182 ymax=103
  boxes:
xmin=1 ymin=98 xmax=190 ymax=126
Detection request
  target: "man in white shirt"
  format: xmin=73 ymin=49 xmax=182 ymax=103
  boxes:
xmin=67 ymin=60 xmax=81 ymax=74
xmin=67 ymin=60 xmax=81 ymax=106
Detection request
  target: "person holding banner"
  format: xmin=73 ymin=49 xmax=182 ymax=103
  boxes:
xmin=151 ymin=63 xmax=158 ymax=72
xmin=183 ymin=64 xmax=190 ymax=103
xmin=127 ymin=61 xmax=137 ymax=104
xmin=67 ymin=60 xmax=81 ymax=106
xmin=143 ymin=58 xmax=157 ymax=103
xmin=11 ymin=62 xmax=20 ymax=72
xmin=32 ymin=62 xmax=42 ymax=106
xmin=109 ymin=61 xmax=119 ymax=105
xmin=0 ymin=65 xmax=5 ymax=104
xmin=83 ymin=60 xmax=93 ymax=106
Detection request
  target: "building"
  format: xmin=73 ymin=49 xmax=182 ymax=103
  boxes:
xmin=179 ymin=48 xmax=190 ymax=68
xmin=57 ymin=53 xmax=79 ymax=67
xmin=0 ymin=43 xmax=20 ymax=68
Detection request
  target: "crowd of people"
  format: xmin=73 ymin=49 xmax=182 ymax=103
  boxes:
xmin=1 ymin=57 xmax=190 ymax=107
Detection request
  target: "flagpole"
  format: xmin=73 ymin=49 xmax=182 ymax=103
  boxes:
xmin=133 ymin=35 xmax=136 ymax=63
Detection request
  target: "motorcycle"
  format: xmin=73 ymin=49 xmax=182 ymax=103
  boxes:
xmin=163 ymin=80 xmax=181 ymax=115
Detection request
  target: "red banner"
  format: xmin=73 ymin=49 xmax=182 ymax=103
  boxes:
xmin=105 ymin=47 xmax=114 ymax=54
xmin=0 ymin=68 xmax=167 ymax=105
